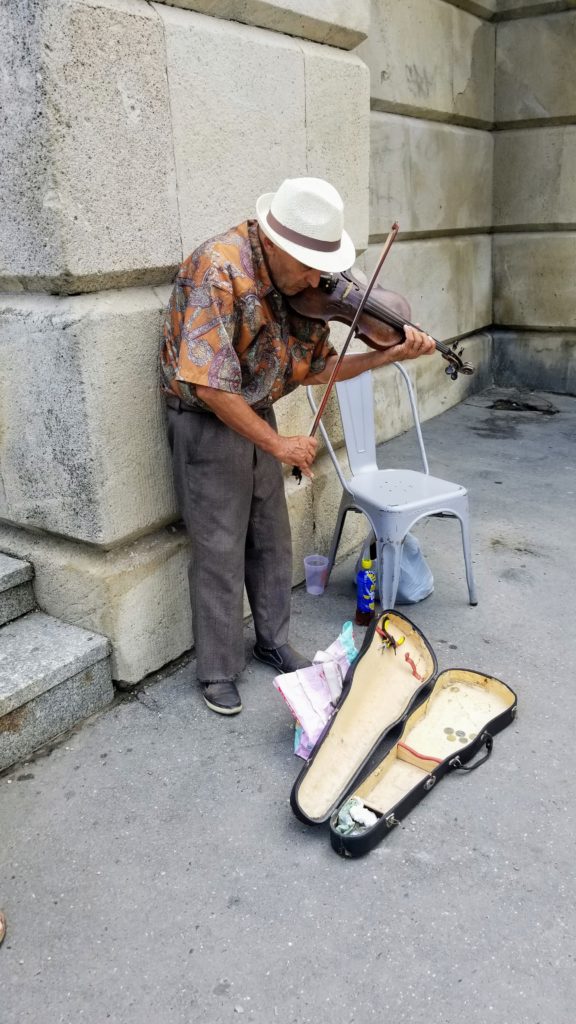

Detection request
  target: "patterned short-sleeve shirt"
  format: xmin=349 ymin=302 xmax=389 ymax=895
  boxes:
xmin=159 ymin=220 xmax=336 ymax=411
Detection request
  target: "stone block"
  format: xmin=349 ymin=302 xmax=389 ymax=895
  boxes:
xmin=274 ymin=386 xmax=315 ymax=444
xmin=0 ymin=286 xmax=177 ymax=546
xmin=0 ymin=658 xmax=113 ymax=770
xmin=493 ymin=330 xmax=576 ymax=394
xmin=0 ymin=554 xmax=36 ymax=624
xmin=0 ymin=610 xmax=113 ymax=769
xmin=268 ymin=369 xmax=362 ymax=585
xmin=357 ymin=0 xmax=495 ymax=125
xmin=447 ymin=0 xmax=497 ymax=17
xmin=306 ymin=446 xmax=369 ymax=569
xmin=0 ymin=613 xmax=113 ymax=770
xmin=0 ymin=610 xmax=111 ymax=716
xmin=494 ymin=126 xmax=576 ymax=227
xmin=363 ymin=236 xmax=493 ymax=341
xmin=273 ymin=321 xmax=350 ymax=444
xmin=495 ymin=12 xmax=576 ymax=124
xmin=157 ymin=7 xmax=370 ymax=257
xmin=370 ymin=113 xmax=493 ymax=237
xmin=0 ymin=583 xmax=36 ymax=627
xmin=449 ymin=0 xmax=572 ymax=15
xmin=494 ymin=1 xmax=575 ymax=15
xmin=300 ymin=43 xmax=370 ymax=249
xmin=274 ymin=387 xmax=310 ymax=445
xmin=372 ymin=363 xmax=421 ymax=445
xmin=285 ymin=473 xmax=315 ymax=586
xmin=0 ymin=0 xmax=180 ymax=294
xmin=0 ymin=553 xmax=33 ymax=591
xmin=152 ymin=0 xmax=370 ymax=49
xmin=0 ymin=523 xmax=193 ymax=684
xmin=375 ymin=333 xmax=493 ymax=435
xmin=493 ymin=234 xmax=576 ymax=327
xmin=158 ymin=6 xmax=305 ymax=255
xmin=426 ymin=330 xmax=492 ymax=411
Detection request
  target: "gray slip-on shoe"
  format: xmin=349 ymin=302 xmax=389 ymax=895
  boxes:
xmin=201 ymin=679 xmax=242 ymax=715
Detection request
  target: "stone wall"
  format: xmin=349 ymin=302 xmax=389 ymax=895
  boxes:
xmin=355 ymin=0 xmax=496 ymax=427
xmin=354 ymin=0 xmax=576 ymax=507
xmin=492 ymin=5 xmax=576 ymax=387
xmin=1 ymin=0 xmax=573 ymax=683
xmin=0 ymin=0 xmax=370 ymax=682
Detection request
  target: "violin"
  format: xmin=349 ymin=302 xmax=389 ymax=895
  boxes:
xmin=288 ymin=267 xmax=474 ymax=381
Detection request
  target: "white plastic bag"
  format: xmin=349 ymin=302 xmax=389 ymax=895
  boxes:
xmin=354 ymin=530 xmax=434 ymax=605
xmin=396 ymin=532 xmax=434 ymax=604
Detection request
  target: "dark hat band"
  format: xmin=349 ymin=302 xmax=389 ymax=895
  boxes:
xmin=266 ymin=210 xmax=341 ymax=253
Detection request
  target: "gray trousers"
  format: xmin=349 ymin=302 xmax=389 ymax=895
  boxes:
xmin=167 ymin=402 xmax=293 ymax=682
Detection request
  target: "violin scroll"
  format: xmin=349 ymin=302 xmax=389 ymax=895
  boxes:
xmin=441 ymin=342 xmax=475 ymax=382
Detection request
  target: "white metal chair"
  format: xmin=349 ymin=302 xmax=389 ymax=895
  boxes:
xmin=307 ymin=367 xmax=478 ymax=609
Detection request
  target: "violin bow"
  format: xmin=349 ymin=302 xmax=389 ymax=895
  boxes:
xmin=292 ymin=221 xmax=400 ymax=484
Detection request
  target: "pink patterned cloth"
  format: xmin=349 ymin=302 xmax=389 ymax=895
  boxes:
xmin=273 ymin=625 xmax=358 ymax=759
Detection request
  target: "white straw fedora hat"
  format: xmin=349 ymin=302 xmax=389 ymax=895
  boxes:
xmin=256 ymin=177 xmax=356 ymax=274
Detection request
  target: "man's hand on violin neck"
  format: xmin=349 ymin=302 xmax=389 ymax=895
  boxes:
xmin=395 ymin=325 xmax=436 ymax=362
xmin=275 ymin=435 xmax=318 ymax=479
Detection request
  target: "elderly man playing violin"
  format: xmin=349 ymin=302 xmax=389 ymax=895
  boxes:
xmin=160 ymin=177 xmax=435 ymax=716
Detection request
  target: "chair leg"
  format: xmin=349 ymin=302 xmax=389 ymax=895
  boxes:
xmin=457 ymin=512 xmax=478 ymax=606
xmin=377 ymin=540 xmax=403 ymax=610
xmin=326 ymin=495 xmax=350 ymax=579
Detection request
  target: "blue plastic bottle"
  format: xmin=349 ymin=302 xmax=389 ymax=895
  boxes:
xmin=355 ymin=558 xmax=376 ymax=626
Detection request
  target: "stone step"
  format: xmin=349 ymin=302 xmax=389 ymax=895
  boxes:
xmin=0 ymin=611 xmax=114 ymax=771
xmin=0 ymin=553 xmax=36 ymax=626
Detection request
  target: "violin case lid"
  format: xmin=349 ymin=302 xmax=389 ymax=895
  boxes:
xmin=290 ymin=611 xmax=437 ymax=825
xmin=290 ymin=611 xmax=518 ymax=856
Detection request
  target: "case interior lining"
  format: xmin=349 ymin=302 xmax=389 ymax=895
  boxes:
xmin=355 ymin=670 xmax=515 ymax=815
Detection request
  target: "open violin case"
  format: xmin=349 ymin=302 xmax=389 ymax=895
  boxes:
xmin=290 ymin=611 xmax=517 ymax=858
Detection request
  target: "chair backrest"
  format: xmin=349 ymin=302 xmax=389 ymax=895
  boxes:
xmin=307 ymin=364 xmax=429 ymax=482
xmin=334 ymin=372 xmax=378 ymax=475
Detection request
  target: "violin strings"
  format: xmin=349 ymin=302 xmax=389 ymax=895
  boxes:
xmin=363 ymin=299 xmax=406 ymax=332
xmin=362 ymin=297 xmax=449 ymax=354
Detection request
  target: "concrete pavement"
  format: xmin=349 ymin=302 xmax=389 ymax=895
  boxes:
xmin=1 ymin=385 xmax=575 ymax=1024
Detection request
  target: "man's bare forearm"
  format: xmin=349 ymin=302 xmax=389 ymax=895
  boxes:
xmin=194 ymin=384 xmax=318 ymax=478
xmin=303 ymin=325 xmax=436 ymax=386
xmin=317 ymin=347 xmax=400 ymax=383
xmin=195 ymin=385 xmax=281 ymax=453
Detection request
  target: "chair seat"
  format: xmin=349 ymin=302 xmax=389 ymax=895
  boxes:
xmin=349 ymin=468 xmax=466 ymax=512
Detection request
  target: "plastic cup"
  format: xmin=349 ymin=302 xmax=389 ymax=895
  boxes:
xmin=304 ymin=554 xmax=329 ymax=596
